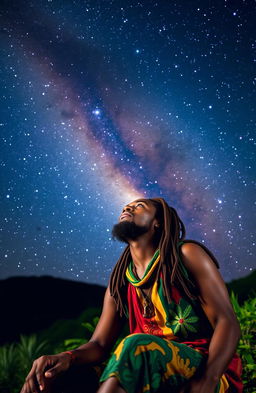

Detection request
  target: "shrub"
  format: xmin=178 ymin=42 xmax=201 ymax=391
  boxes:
xmin=0 ymin=343 xmax=20 ymax=392
xmin=230 ymin=292 xmax=256 ymax=392
xmin=0 ymin=334 xmax=49 ymax=393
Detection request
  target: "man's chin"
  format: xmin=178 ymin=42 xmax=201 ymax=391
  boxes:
xmin=111 ymin=221 xmax=132 ymax=243
xmin=111 ymin=221 xmax=148 ymax=242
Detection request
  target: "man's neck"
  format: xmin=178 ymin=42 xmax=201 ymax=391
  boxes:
xmin=129 ymin=241 xmax=158 ymax=271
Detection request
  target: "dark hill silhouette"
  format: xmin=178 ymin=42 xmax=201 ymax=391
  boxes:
xmin=0 ymin=271 xmax=255 ymax=346
xmin=226 ymin=270 xmax=256 ymax=302
xmin=0 ymin=275 xmax=106 ymax=345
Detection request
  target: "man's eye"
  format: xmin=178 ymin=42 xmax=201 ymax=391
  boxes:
xmin=136 ymin=203 xmax=144 ymax=208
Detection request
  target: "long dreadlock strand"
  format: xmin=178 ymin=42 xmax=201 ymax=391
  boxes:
xmin=148 ymin=200 xmax=182 ymax=302
xmin=109 ymin=245 xmax=130 ymax=316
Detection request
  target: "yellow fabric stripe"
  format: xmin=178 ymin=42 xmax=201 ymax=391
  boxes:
xmin=136 ymin=281 xmax=175 ymax=339
xmin=135 ymin=279 xmax=175 ymax=339
xmin=219 ymin=374 xmax=229 ymax=392
xmin=151 ymin=280 xmax=176 ymax=339
xmin=126 ymin=269 xmax=134 ymax=282
xmin=162 ymin=341 xmax=196 ymax=380
xmin=134 ymin=342 xmax=166 ymax=356
xmin=126 ymin=254 xmax=161 ymax=287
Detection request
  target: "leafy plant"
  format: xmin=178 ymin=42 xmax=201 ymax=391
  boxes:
xmin=230 ymin=292 xmax=256 ymax=392
xmin=0 ymin=343 xmax=20 ymax=392
xmin=16 ymin=334 xmax=49 ymax=375
xmin=82 ymin=316 xmax=100 ymax=334
xmin=63 ymin=337 xmax=89 ymax=351
xmin=0 ymin=334 xmax=49 ymax=393
xmin=58 ymin=315 xmax=100 ymax=352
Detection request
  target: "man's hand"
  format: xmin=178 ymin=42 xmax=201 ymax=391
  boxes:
xmin=20 ymin=352 xmax=72 ymax=393
xmin=19 ymin=285 xmax=124 ymax=393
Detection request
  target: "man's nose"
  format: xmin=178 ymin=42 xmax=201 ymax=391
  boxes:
xmin=122 ymin=205 xmax=133 ymax=213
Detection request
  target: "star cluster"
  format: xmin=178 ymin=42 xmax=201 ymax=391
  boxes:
xmin=0 ymin=0 xmax=255 ymax=285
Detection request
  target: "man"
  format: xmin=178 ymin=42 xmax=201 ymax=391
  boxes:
xmin=20 ymin=198 xmax=243 ymax=393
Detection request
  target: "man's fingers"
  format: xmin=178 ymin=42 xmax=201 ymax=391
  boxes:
xmin=20 ymin=354 xmax=64 ymax=392
xmin=24 ymin=362 xmax=43 ymax=393
xmin=26 ymin=361 xmax=37 ymax=380
xmin=35 ymin=363 xmax=49 ymax=391
xmin=26 ymin=375 xmax=40 ymax=393
xmin=35 ymin=371 xmax=45 ymax=391
xmin=44 ymin=363 xmax=61 ymax=378
xmin=34 ymin=355 xmax=55 ymax=389
xmin=19 ymin=382 xmax=25 ymax=393
xmin=20 ymin=381 xmax=29 ymax=393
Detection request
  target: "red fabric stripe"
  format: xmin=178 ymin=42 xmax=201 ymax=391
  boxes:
xmin=127 ymin=284 xmax=147 ymax=333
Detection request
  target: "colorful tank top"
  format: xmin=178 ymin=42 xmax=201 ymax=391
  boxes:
xmin=125 ymin=240 xmax=243 ymax=392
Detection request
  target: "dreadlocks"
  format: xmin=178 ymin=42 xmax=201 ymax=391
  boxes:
xmin=109 ymin=197 xmax=220 ymax=317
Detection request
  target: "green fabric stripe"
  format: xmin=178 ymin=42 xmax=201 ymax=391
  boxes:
xmin=158 ymin=276 xmax=170 ymax=318
xmin=127 ymin=242 xmax=188 ymax=285
xmin=126 ymin=249 xmax=160 ymax=285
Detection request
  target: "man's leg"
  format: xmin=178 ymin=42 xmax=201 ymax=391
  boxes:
xmin=99 ymin=333 xmax=206 ymax=393
xmin=97 ymin=376 xmax=126 ymax=393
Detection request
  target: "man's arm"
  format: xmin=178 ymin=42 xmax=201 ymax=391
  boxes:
xmin=20 ymin=285 xmax=124 ymax=393
xmin=180 ymin=242 xmax=241 ymax=392
xmin=68 ymin=285 xmax=125 ymax=366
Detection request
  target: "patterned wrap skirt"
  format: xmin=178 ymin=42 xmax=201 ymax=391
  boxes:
xmin=99 ymin=333 xmax=229 ymax=393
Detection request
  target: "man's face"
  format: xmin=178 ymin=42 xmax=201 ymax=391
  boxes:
xmin=112 ymin=199 xmax=158 ymax=243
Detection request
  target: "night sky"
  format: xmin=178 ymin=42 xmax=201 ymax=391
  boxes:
xmin=1 ymin=0 xmax=255 ymax=286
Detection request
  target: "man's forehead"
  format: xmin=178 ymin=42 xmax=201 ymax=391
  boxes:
xmin=125 ymin=199 xmax=150 ymax=206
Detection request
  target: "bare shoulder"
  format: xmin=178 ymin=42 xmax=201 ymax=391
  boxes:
xmin=179 ymin=241 xmax=220 ymax=276
xmin=180 ymin=241 xmax=208 ymax=257
xmin=179 ymin=241 xmax=239 ymax=325
xmin=180 ymin=241 xmax=204 ymax=254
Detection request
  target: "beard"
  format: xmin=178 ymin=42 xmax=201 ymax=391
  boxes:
xmin=112 ymin=220 xmax=149 ymax=243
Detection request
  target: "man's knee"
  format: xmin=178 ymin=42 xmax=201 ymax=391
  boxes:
xmin=114 ymin=333 xmax=168 ymax=362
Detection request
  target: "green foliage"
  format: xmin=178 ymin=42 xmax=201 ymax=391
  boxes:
xmin=0 ymin=334 xmax=49 ymax=393
xmin=61 ymin=317 xmax=100 ymax=351
xmin=0 ymin=343 xmax=20 ymax=392
xmin=38 ymin=307 xmax=101 ymax=348
xmin=82 ymin=316 xmax=100 ymax=333
xmin=0 ymin=298 xmax=255 ymax=392
xmin=16 ymin=334 xmax=49 ymax=375
xmin=230 ymin=292 xmax=256 ymax=392
xmin=63 ymin=338 xmax=88 ymax=351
